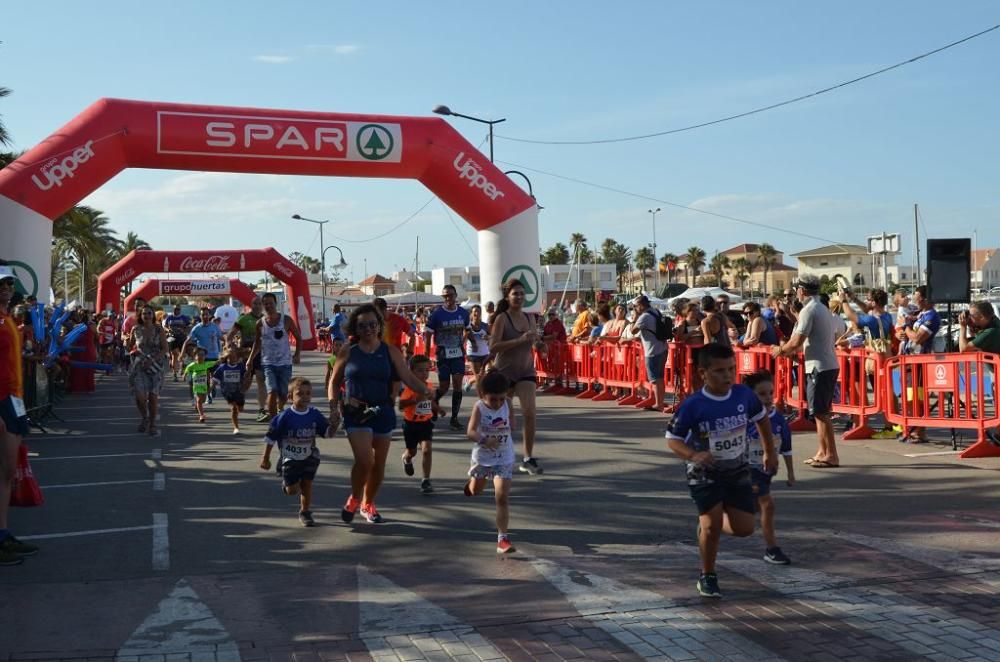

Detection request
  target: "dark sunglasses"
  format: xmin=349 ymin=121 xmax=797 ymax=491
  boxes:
xmin=357 ymin=321 xmax=379 ymax=330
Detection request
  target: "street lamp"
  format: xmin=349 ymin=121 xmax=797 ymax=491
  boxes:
xmin=322 ymin=244 xmax=348 ymax=288
xmin=291 ymin=214 xmax=330 ymax=320
xmin=648 ymin=208 xmax=661 ymax=294
xmin=433 ymin=105 xmax=506 ymax=163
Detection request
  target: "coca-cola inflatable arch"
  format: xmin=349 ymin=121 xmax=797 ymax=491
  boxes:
xmin=99 ymin=247 xmax=315 ymax=348
xmin=124 ymin=277 xmax=259 ymax=312
xmin=0 ymin=98 xmax=542 ymax=320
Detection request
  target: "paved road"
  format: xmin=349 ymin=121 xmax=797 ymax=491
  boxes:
xmin=3 ymin=352 xmax=999 ymax=661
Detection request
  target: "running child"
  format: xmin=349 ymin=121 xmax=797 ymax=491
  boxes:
xmin=464 ymin=370 xmax=517 ymax=554
xmin=399 ymin=354 xmax=445 ymax=494
xmin=665 ymin=343 xmax=777 ymax=599
xmin=212 ymin=348 xmax=250 ymax=434
xmin=260 ymin=377 xmax=333 ymax=527
xmin=182 ymin=347 xmax=216 ymax=423
xmin=742 ymin=370 xmax=794 ymax=565
xmin=463 ymin=304 xmax=491 ymax=393
xmin=323 ymin=338 xmax=344 ymax=395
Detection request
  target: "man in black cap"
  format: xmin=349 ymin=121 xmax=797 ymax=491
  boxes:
xmin=772 ymin=274 xmax=840 ymax=467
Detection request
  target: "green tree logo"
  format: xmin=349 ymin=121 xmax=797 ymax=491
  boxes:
xmin=8 ymin=261 xmax=38 ymax=298
xmin=356 ymin=124 xmax=394 ymax=160
xmin=501 ymin=264 xmax=540 ymax=308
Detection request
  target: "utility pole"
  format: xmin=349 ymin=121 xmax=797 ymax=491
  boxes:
xmin=914 ymin=203 xmax=922 ymax=286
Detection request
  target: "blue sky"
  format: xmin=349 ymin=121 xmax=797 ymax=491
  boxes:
xmin=4 ymin=1 xmax=998 ymax=280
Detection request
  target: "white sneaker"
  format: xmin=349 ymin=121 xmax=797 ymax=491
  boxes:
xmin=232 ymin=427 xmax=240 ymax=435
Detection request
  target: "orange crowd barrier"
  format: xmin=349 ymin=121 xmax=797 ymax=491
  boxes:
xmin=882 ymin=352 xmax=1000 ymax=458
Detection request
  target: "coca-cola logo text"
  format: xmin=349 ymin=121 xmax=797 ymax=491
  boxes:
xmin=114 ymin=268 xmax=136 ymax=286
xmin=272 ymin=261 xmax=295 ymax=279
xmin=179 ymin=255 xmax=232 ymax=271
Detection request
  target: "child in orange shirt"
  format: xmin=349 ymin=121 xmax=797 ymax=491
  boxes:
xmin=399 ymin=354 xmax=444 ymax=493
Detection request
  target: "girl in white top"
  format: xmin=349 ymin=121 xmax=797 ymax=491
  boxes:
xmin=464 ymin=370 xmax=517 ymax=554
xmin=463 ymin=304 xmax=491 ymax=393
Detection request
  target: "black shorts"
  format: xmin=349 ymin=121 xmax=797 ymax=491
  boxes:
xmin=750 ymin=468 xmax=773 ymax=499
xmin=0 ymin=396 xmax=29 ymax=436
xmin=279 ymin=456 xmax=319 ymax=487
xmin=167 ymin=335 xmax=187 ymax=348
xmin=807 ymin=368 xmax=839 ymax=417
xmin=403 ymin=420 xmax=434 ymax=451
xmin=689 ymin=469 xmax=755 ymax=515
xmin=223 ymin=391 xmax=245 ymax=408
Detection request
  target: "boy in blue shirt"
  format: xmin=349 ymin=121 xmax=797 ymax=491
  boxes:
xmin=743 ymin=370 xmax=794 ymax=566
xmin=212 ymin=349 xmax=250 ymax=435
xmin=260 ymin=377 xmax=333 ymax=528
xmin=666 ymin=343 xmax=777 ymax=599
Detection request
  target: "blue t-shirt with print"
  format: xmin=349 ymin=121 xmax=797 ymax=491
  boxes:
xmin=265 ymin=407 xmax=332 ymax=463
xmin=427 ymin=306 xmax=470 ymax=359
xmin=328 ymin=312 xmax=347 ymax=341
xmin=857 ymin=312 xmax=894 ymax=344
xmin=906 ymin=308 xmax=941 ymax=354
xmin=746 ymin=408 xmax=792 ymax=474
xmin=189 ymin=322 xmax=222 ymax=359
xmin=212 ymin=362 xmax=245 ymax=396
xmin=665 ymin=384 xmax=766 ymax=485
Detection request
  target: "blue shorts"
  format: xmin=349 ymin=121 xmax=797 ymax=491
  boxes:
xmin=263 ymin=364 xmax=292 ymax=396
xmin=750 ymin=468 xmax=773 ymax=498
xmin=436 ymin=355 xmax=466 ymax=382
xmin=279 ymin=455 xmax=319 ymax=487
xmin=645 ymin=351 xmax=666 ymax=383
xmin=344 ymin=403 xmax=397 ymax=437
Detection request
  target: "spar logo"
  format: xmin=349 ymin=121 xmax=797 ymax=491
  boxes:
xmin=7 ymin=261 xmax=38 ymax=298
xmin=179 ymin=255 xmax=232 ymax=272
xmin=501 ymin=264 xmax=539 ymax=308
xmin=452 ymin=152 xmax=505 ymax=201
xmin=355 ymin=124 xmax=394 ymax=160
xmin=31 ymin=141 xmax=96 ymax=191
xmin=156 ymin=112 xmax=403 ymax=163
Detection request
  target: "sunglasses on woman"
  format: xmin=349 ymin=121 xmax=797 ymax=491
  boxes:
xmin=357 ymin=321 xmax=379 ymax=330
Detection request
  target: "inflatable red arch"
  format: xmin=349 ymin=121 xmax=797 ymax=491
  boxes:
xmin=99 ymin=247 xmax=315 ymax=348
xmin=0 ymin=98 xmax=542 ymax=317
xmin=123 ymin=277 xmax=259 ymax=312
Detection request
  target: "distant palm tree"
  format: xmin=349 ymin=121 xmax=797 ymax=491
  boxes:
xmin=730 ymin=257 xmax=751 ymax=298
xmin=113 ymin=233 xmax=152 ymax=294
xmin=709 ymin=253 xmax=731 ymax=287
xmin=53 ymin=206 xmax=121 ymax=303
xmin=0 ymin=86 xmax=12 ymax=147
xmin=684 ymin=246 xmax=707 ymax=287
xmin=289 ymin=252 xmax=323 ymax=274
xmin=660 ymin=252 xmax=679 ymax=283
xmin=756 ymin=243 xmax=779 ymax=296
xmin=634 ymin=246 xmax=654 ymax=293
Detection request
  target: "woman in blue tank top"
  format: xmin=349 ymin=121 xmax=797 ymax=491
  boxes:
xmin=328 ymin=303 xmax=434 ymax=524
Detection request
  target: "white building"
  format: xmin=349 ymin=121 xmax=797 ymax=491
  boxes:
xmin=431 ymin=263 xmax=617 ymax=306
xmin=432 ymin=266 xmax=481 ymax=300
xmin=972 ymin=249 xmax=1000 ymax=291
xmin=793 ymin=244 xmax=888 ymax=289
xmin=390 ymin=269 xmax=432 ymax=293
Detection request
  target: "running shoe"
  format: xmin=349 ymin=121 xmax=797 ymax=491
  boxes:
xmin=0 ymin=535 xmax=39 ymax=558
xmin=341 ymin=495 xmax=360 ymax=523
xmin=449 ymin=417 xmax=462 ymax=431
xmin=0 ymin=547 xmax=22 ymax=566
xmin=764 ymin=547 xmax=792 ymax=565
xmin=298 ymin=510 xmax=315 ymax=528
xmin=137 ymin=419 xmax=147 ymax=433
xmin=403 ymin=456 xmax=415 ymax=476
xmin=696 ymin=573 xmax=722 ymax=598
xmin=255 ymin=409 xmax=269 ymax=423
xmin=232 ymin=427 xmax=240 ymax=435
xmin=496 ymin=537 xmax=516 ymax=554
xmin=361 ymin=503 xmax=384 ymax=524
xmin=519 ymin=458 xmax=544 ymax=475
xmin=420 ymin=478 xmax=433 ymax=494
xmin=173 ymin=373 xmax=179 ymax=382
xmin=871 ymin=428 xmax=899 ymax=439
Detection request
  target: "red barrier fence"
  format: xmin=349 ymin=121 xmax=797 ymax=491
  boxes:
xmin=529 ymin=341 xmax=1000 ymax=459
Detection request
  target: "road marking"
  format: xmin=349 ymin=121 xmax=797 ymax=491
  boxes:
xmin=943 ymin=513 xmax=1000 ymax=529
xmin=903 ymin=450 xmax=962 ymax=457
xmin=31 ymin=452 xmax=152 ymax=461
xmin=816 ymin=529 xmax=1000 ymax=587
xmin=683 ymin=542 xmax=1000 ymax=659
xmin=117 ymin=579 xmax=241 ymax=659
xmin=152 ymin=513 xmax=169 ymax=571
xmin=530 ymin=556 xmax=783 ymax=661
xmin=153 ymin=472 xmax=166 ymax=491
xmin=41 ymin=479 xmax=152 ymax=489
xmin=356 ymin=565 xmax=505 ymax=660
xmin=19 ymin=525 xmax=155 ymax=540
xmin=28 ymin=433 xmax=151 ymax=440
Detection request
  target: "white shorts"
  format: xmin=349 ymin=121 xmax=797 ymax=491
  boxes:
xmin=468 ymin=463 xmax=514 ymax=480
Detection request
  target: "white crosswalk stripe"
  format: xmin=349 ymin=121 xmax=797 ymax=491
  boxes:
xmin=356 ymin=565 xmax=506 ymax=661
xmin=530 ymin=556 xmax=785 ymax=661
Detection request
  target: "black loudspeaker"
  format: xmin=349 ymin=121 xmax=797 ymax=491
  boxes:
xmin=926 ymin=238 xmax=971 ymax=303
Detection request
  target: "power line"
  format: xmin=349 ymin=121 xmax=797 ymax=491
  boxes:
xmin=438 ymin=201 xmax=479 ymax=261
xmin=497 ymin=24 xmax=1000 ymax=146
xmin=497 ymin=158 xmax=858 ymax=249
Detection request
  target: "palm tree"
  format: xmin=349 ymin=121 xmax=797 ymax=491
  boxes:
xmin=0 ymin=86 xmax=12 ymax=147
xmin=756 ymin=243 xmax=779 ymax=296
xmin=709 ymin=252 xmax=730 ymax=287
xmin=660 ymin=252 xmax=679 ymax=283
xmin=52 ymin=206 xmax=120 ymax=303
xmin=289 ymin=252 xmax=322 ymax=274
xmin=600 ymin=238 xmax=632 ymax=292
xmin=634 ymin=246 xmax=654 ymax=293
xmin=683 ymin=246 xmax=707 ymax=287
xmin=112 ymin=232 xmax=152 ymax=295
xmin=730 ymin=257 xmax=751 ymax=298
xmin=541 ymin=242 xmax=570 ymax=265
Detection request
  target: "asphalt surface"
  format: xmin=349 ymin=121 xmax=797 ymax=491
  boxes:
xmin=2 ymin=351 xmax=998 ymax=661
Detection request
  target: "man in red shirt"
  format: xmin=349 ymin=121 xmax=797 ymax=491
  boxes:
xmin=374 ymin=298 xmax=415 ymax=357
xmin=0 ymin=265 xmax=40 ymax=565
xmin=542 ymin=308 xmax=567 ymax=343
